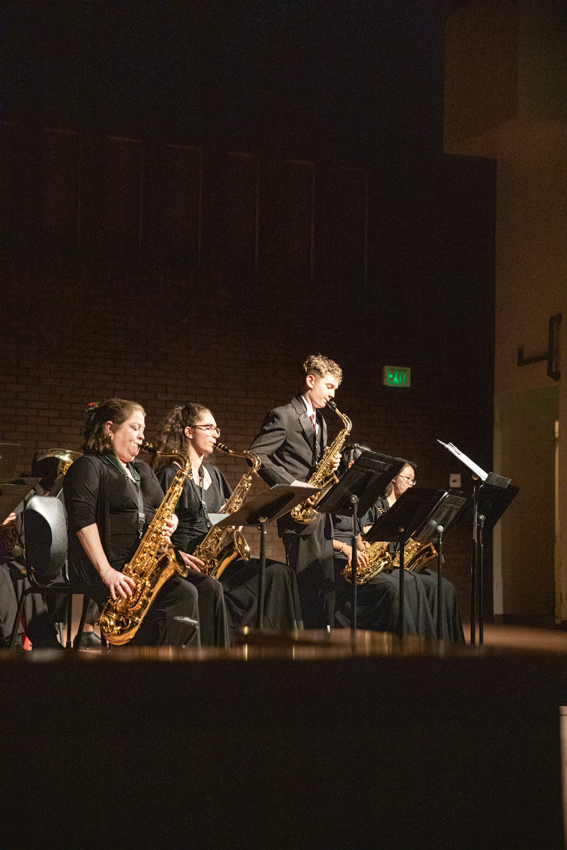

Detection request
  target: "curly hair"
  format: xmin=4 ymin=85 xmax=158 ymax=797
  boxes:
xmin=302 ymin=354 xmax=342 ymax=384
xmin=153 ymin=402 xmax=211 ymax=468
xmin=83 ymin=398 xmax=145 ymax=456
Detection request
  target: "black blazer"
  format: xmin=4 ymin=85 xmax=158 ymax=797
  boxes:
xmin=249 ymin=395 xmax=328 ymax=487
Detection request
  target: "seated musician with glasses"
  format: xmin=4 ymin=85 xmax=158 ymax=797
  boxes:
xmin=363 ymin=460 xmax=465 ymax=642
xmin=332 ymin=446 xmax=436 ymax=637
xmin=153 ymin=403 xmax=303 ymax=634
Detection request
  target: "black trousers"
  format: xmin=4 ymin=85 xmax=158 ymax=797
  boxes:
xmin=334 ymin=557 xmax=437 ymax=637
xmin=68 ymin=561 xmax=200 ymax=648
xmin=133 ymin=574 xmax=200 ymax=647
xmin=220 ymin=557 xmax=303 ymax=631
xmin=183 ymin=569 xmax=230 ymax=647
xmin=281 ymin=514 xmax=334 ymax=629
xmin=417 ymin=569 xmax=465 ymax=643
xmin=0 ymin=560 xmax=60 ymax=646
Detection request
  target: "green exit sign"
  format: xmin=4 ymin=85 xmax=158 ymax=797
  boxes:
xmin=383 ymin=366 xmax=411 ymax=387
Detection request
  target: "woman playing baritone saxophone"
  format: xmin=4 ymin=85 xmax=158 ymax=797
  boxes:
xmin=64 ymin=398 xmax=228 ymax=647
xmin=154 ymin=403 xmax=303 ymax=633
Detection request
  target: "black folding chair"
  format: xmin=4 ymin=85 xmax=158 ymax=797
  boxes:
xmin=8 ymin=495 xmax=93 ymax=650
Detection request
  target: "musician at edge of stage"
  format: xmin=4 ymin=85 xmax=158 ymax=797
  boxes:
xmin=248 ymin=354 xmax=343 ymax=630
xmin=332 ymin=445 xmax=436 ymax=638
xmin=153 ymin=403 xmax=303 ymax=633
xmin=364 ymin=460 xmax=465 ymax=643
xmin=63 ymin=398 xmax=218 ymax=647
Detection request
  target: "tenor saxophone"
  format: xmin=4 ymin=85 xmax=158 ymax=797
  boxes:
xmin=192 ymin=443 xmax=261 ymax=579
xmin=290 ymin=400 xmax=352 ymax=525
xmin=98 ymin=446 xmax=192 ymax=646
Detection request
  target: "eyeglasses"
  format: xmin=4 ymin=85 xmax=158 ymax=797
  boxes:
xmin=398 ymin=475 xmax=416 ymax=486
xmin=193 ymin=425 xmax=221 ymax=436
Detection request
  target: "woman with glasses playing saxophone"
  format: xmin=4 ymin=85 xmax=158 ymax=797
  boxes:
xmin=154 ymin=403 xmax=303 ymax=634
xmin=332 ymin=446 xmax=436 ymax=637
xmin=364 ymin=460 xmax=465 ymax=643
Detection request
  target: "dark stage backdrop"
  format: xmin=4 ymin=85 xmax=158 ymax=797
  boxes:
xmin=0 ymin=0 xmax=495 ymax=618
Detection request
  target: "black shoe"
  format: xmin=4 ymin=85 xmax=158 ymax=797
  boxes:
xmin=0 ymin=635 xmax=25 ymax=651
xmin=31 ymin=634 xmax=63 ymax=650
xmin=74 ymin=631 xmax=102 ymax=649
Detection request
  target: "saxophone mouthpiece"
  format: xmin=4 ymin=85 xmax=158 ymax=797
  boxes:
xmin=141 ymin=442 xmax=157 ymax=455
xmin=215 ymin=442 xmax=231 ymax=454
xmin=326 ymin=400 xmax=337 ymax=411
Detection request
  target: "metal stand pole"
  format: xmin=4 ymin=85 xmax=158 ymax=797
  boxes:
xmin=397 ymin=527 xmax=406 ymax=638
xmin=470 ymin=480 xmax=479 ymax=645
xmin=436 ymin=525 xmax=444 ymax=639
xmin=478 ymin=514 xmax=485 ymax=646
xmin=350 ymin=495 xmax=359 ymax=636
xmin=257 ymin=516 xmax=267 ymax=629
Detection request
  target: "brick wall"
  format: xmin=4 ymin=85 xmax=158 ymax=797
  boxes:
xmin=0 ymin=1 xmax=495 ymax=619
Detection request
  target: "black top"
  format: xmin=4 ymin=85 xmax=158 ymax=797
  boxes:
xmin=156 ymin=462 xmax=232 ymax=555
xmin=332 ymin=513 xmax=363 ymax=545
xmin=64 ymin=454 xmax=164 ymax=571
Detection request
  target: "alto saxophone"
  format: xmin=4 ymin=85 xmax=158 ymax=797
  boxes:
xmin=290 ymin=400 xmax=352 ymax=525
xmin=192 ymin=443 xmax=261 ymax=579
xmin=98 ymin=446 xmax=192 ymax=646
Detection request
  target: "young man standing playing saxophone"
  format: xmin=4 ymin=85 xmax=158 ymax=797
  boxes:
xmin=249 ymin=354 xmax=344 ymax=629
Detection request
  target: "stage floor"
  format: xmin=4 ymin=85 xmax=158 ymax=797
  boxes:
xmin=1 ymin=627 xmax=566 ymax=850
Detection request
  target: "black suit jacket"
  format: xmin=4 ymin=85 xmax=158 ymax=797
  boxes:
xmin=249 ymin=395 xmax=328 ymax=488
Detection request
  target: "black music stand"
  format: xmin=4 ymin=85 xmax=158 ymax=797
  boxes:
xmin=317 ymin=451 xmax=406 ymax=634
xmin=0 ymin=443 xmax=23 ymax=483
xmin=0 ymin=481 xmax=40 ymax=524
xmin=216 ymin=484 xmax=320 ymax=629
xmin=365 ymin=488 xmax=450 ymax=637
xmin=437 ymin=440 xmax=518 ymax=644
xmin=408 ymin=490 xmax=470 ymax=637
xmin=317 ymin=451 xmax=407 ymax=518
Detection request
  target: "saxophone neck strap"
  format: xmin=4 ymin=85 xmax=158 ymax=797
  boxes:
xmin=102 ymin=454 xmax=145 ymax=537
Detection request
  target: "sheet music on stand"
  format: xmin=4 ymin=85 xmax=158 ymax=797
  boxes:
xmin=437 ymin=439 xmax=512 ymax=489
xmin=437 ymin=438 xmax=518 ymax=645
xmin=437 ymin=440 xmax=488 ymax=482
